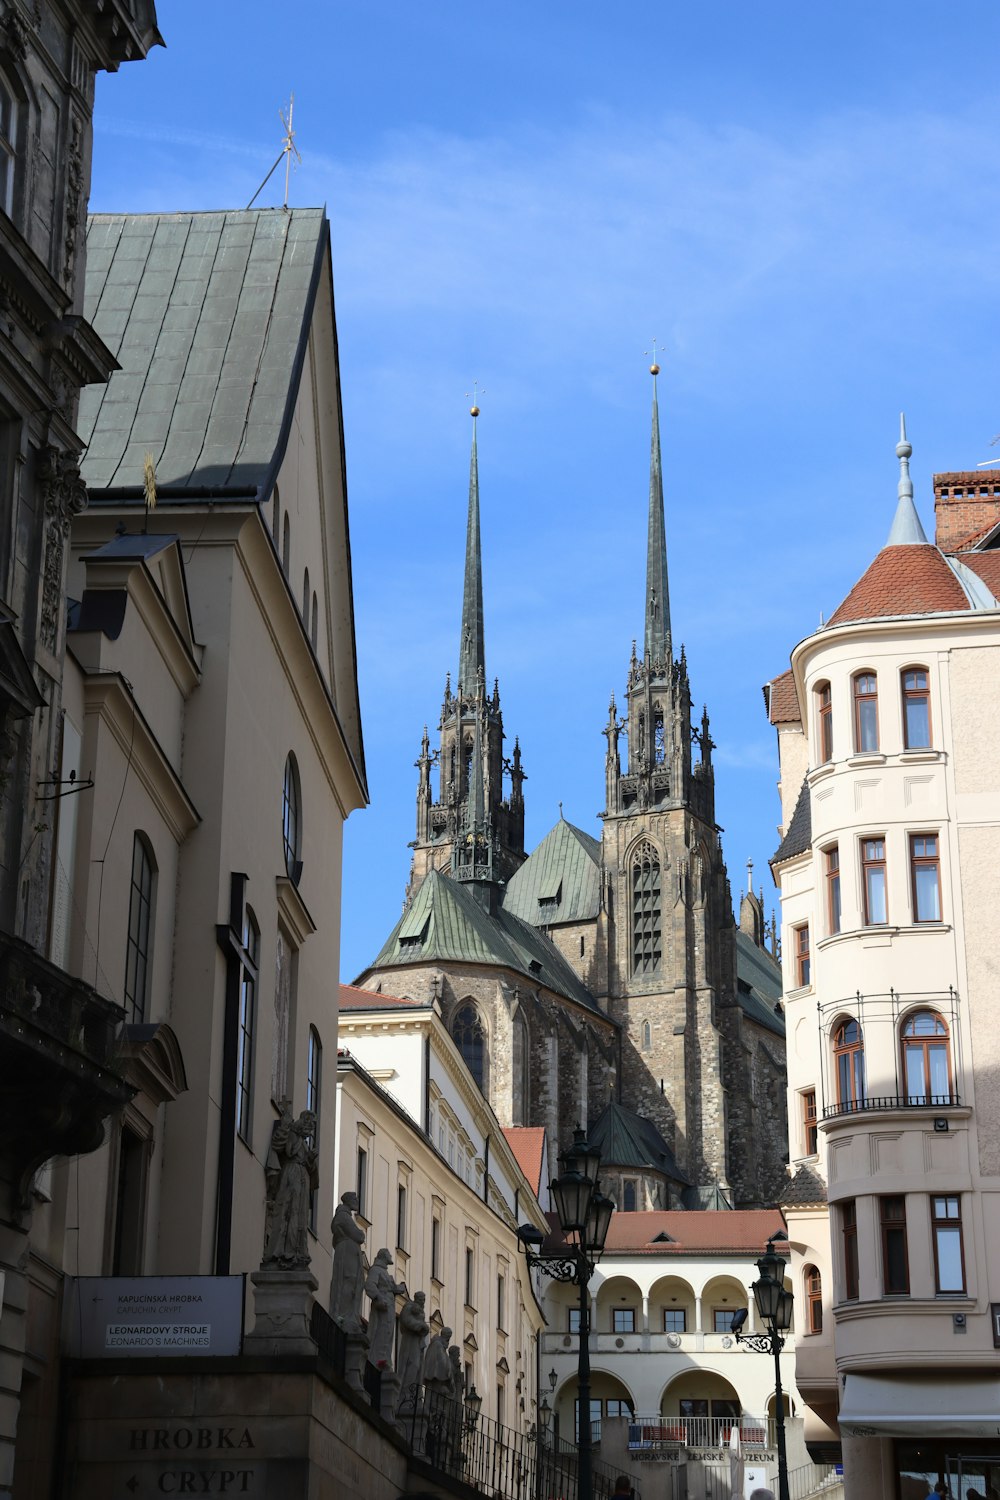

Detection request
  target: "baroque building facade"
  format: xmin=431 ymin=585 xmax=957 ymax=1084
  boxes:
xmin=0 ymin=6 xmax=162 ymax=1496
xmin=358 ymin=370 xmax=787 ymax=1212
xmin=768 ymin=427 xmax=1000 ymax=1496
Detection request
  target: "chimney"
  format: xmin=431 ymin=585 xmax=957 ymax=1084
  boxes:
xmin=933 ymin=471 xmax=1000 ymax=552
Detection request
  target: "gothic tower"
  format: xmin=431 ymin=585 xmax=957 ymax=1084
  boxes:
xmin=407 ymin=408 xmax=526 ymax=899
xmin=600 ymin=362 xmax=735 ymax=1192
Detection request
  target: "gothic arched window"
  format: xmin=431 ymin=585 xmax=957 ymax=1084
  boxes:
xmin=453 ymin=1003 xmax=487 ymax=1093
xmin=641 ymin=1019 xmax=652 ymax=1052
xmin=512 ymin=1011 xmax=529 ymax=1125
xmin=653 ymin=708 xmax=665 ymax=764
xmin=631 ymin=840 xmax=662 ymax=976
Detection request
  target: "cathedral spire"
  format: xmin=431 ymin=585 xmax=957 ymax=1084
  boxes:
xmin=644 ymin=358 xmax=671 ymax=669
xmin=459 ymin=403 xmax=486 ymax=694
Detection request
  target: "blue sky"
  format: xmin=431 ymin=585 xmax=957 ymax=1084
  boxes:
xmin=91 ymin=3 xmax=1000 ymax=978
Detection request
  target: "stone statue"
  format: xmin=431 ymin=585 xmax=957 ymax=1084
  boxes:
xmin=448 ymin=1343 xmax=464 ymax=1405
xmin=365 ymin=1249 xmax=404 ymax=1368
xmin=262 ymin=1108 xmax=318 ymax=1269
xmin=396 ymin=1291 xmax=430 ymax=1399
xmin=421 ymin=1325 xmax=453 ymax=1402
xmin=330 ymin=1191 xmax=366 ymax=1333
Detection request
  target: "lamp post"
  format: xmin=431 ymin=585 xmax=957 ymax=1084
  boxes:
xmin=517 ymin=1126 xmax=615 ymax=1500
xmin=730 ymin=1233 xmax=793 ymax=1500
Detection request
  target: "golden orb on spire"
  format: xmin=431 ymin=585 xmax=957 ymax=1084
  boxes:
xmin=470 ymin=405 xmax=480 ymax=417
xmin=649 ymin=362 xmax=660 ymax=376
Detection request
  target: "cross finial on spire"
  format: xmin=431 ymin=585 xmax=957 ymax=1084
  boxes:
xmin=466 ymin=381 xmax=485 ymax=420
xmin=644 ymin=338 xmax=661 ymax=377
xmin=746 ymin=857 xmax=754 ymax=896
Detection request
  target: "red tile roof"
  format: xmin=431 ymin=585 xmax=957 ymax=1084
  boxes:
xmin=956 ymin=550 xmax=1000 ymax=596
xmin=503 ymin=1127 xmax=546 ymax=1194
xmin=828 ymin=545 xmax=970 ymax=626
xmin=764 ymin=669 xmax=801 ymax=725
xmin=545 ymin=1209 xmax=786 ymax=1256
xmin=338 ymin=982 xmax=422 ymax=1010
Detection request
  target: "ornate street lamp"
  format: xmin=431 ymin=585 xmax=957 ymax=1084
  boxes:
xmin=464 ymin=1383 xmax=483 ymax=1432
xmin=730 ymin=1232 xmax=792 ymax=1500
xmin=517 ymin=1126 xmax=615 ymax=1500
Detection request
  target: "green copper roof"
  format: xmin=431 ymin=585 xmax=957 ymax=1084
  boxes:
xmin=644 ymin=376 xmax=671 ymax=666
xmin=78 ymin=208 xmax=326 ymax=495
xmin=502 ymin=817 xmax=602 ymax=926
xmin=588 ymin=1100 xmax=691 ymax=1185
xmin=458 ymin=421 xmax=485 ymax=693
xmin=734 ymin=931 xmax=785 ymax=1037
xmin=366 ymin=868 xmax=601 ymax=1013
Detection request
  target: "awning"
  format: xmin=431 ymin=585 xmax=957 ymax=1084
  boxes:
xmin=839 ymin=1373 xmax=1000 ymax=1439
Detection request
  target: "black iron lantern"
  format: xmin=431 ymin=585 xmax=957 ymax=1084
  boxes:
xmin=465 ymin=1384 xmax=483 ymax=1427
xmin=560 ymin=1126 xmax=601 ymax=1186
xmin=551 ymin=1166 xmax=594 ymax=1236
xmin=539 ymin=1397 xmax=552 ymax=1431
xmin=585 ymin=1186 xmax=615 ymax=1254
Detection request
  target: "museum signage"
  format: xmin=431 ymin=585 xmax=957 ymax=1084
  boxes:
xmin=67 ymin=1275 xmax=244 ymax=1358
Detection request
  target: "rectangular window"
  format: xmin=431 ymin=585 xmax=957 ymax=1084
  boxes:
xmin=817 ymin=683 xmax=833 ymax=762
xmin=606 ymin=1399 xmax=633 ymax=1419
xmin=431 ymin=1216 xmax=441 ymax=1282
xmin=574 ymin=1399 xmax=602 ymax=1444
xmin=802 ymin=1089 xmax=818 ymax=1155
xmin=663 ymin=1308 xmax=686 ymax=1334
xmin=932 ymin=1196 xmax=965 ymax=1293
xmin=612 ymin=1307 xmax=636 ymax=1333
xmin=497 ymin=1385 xmax=505 ymax=1428
xmin=825 ymin=846 xmax=841 ymax=934
xmin=465 ymin=1246 xmax=475 ymax=1307
xmin=861 ymin=837 xmax=888 ymax=925
xmin=236 ymin=913 xmax=259 ymax=1141
xmin=396 ymin=1183 xmax=407 ymax=1251
xmin=568 ymin=1307 xmax=582 ymax=1334
xmin=794 ymin=923 xmax=811 ymax=987
xmin=902 ymin=668 xmax=931 ymax=749
xmin=356 ymin=1146 xmax=368 ymax=1217
xmin=497 ymin=1273 xmax=505 ymax=1331
xmin=843 ymin=1200 xmax=859 ymax=1300
xmin=880 ymin=1196 xmax=909 ymax=1295
xmin=713 ymin=1308 xmax=742 ymax=1333
xmin=910 ymin=834 xmax=941 ymax=922
xmin=124 ymin=834 xmax=154 ymax=1025
xmin=806 ymin=1268 xmax=823 ymax=1334
xmin=306 ymin=1028 xmax=321 ymax=1234
xmin=853 ymin=672 xmax=879 ymax=752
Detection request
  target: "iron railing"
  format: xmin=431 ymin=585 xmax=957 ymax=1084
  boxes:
xmin=822 ymin=1093 xmax=961 ymax=1119
xmin=628 ymin=1414 xmax=774 ymax=1449
xmin=311 ymin=1303 xmax=630 ymax=1498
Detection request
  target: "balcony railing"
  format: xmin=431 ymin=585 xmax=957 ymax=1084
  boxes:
xmin=628 ymin=1414 xmax=774 ymax=1450
xmin=822 ymin=1093 xmax=961 ymax=1120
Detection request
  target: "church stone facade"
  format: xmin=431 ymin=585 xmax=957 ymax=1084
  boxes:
xmin=358 ymin=373 xmax=786 ymax=1211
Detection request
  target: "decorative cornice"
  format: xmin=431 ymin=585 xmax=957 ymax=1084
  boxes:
xmin=276 ymin=874 xmax=316 ymax=945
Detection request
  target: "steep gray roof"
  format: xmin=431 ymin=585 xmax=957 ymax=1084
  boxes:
xmin=588 ymin=1100 xmax=691 ymax=1185
xmin=78 ymin=208 xmax=327 ymax=496
xmin=772 ymin=778 xmax=812 ymax=866
xmin=735 ymin=931 xmax=785 ymax=1038
xmin=502 ymin=817 xmax=602 ymax=926
xmin=366 ymin=868 xmax=602 ymax=1014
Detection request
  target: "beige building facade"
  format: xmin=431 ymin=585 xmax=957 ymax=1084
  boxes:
xmin=336 ymin=983 xmax=549 ymax=1433
xmin=768 ymin=431 xmax=1000 ymax=1497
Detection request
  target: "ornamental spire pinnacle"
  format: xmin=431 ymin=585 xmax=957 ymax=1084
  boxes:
xmin=643 ymin=351 xmax=671 ymax=668
xmin=458 ymin=398 xmax=486 ymax=693
xmin=886 ymin=412 xmax=929 ymax=546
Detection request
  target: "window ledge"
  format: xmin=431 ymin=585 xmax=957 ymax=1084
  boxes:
xmin=808 ymin=762 xmax=836 ymax=786
xmin=817 ymin=923 xmax=951 ymax=952
xmin=785 ymin=984 xmax=814 ymax=1000
xmin=847 ymin=753 xmax=886 ymax=768
xmin=899 ymin=749 xmax=941 ymax=763
xmin=834 ymin=1295 xmax=973 ymax=1322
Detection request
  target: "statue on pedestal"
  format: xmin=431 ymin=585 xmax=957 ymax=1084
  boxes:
xmin=365 ymin=1248 xmax=405 ymax=1369
xmin=397 ymin=1290 xmax=430 ymax=1405
xmin=262 ymin=1108 xmax=318 ymax=1269
xmin=330 ymin=1191 xmax=366 ymax=1334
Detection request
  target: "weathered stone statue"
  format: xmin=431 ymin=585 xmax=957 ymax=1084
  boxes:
xmin=330 ymin=1190 xmax=366 ymax=1333
xmin=262 ymin=1108 xmax=318 ymax=1269
xmin=364 ymin=1248 xmax=404 ymax=1368
xmin=396 ymin=1290 xmax=430 ymax=1401
xmin=448 ymin=1343 xmax=464 ymax=1406
xmin=421 ymin=1325 xmax=453 ymax=1401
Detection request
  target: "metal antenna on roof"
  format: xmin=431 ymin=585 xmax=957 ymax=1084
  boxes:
xmin=246 ymin=93 xmax=302 ymax=211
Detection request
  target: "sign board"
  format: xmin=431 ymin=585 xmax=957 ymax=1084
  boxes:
xmin=67 ymin=1275 xmax=244 ymax=1358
